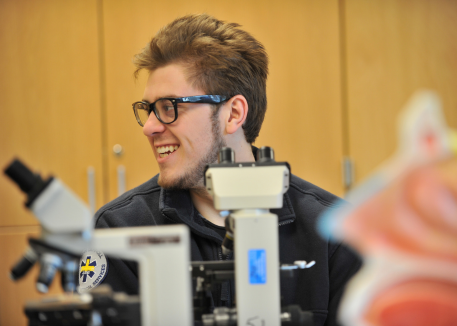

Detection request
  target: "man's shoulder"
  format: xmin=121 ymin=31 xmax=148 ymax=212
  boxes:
xmin=94 ymin=174 xmax=162 ymax=228
xmin=288 ymin=174 xmax=343 ymax=209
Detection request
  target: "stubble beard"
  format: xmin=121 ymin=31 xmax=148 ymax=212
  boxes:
xmin=157 ymin=112 xmax=226 ymax=192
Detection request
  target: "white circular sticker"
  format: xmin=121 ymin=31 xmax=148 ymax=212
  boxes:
xmin=78 ymin=250 xmax=108 ymax=293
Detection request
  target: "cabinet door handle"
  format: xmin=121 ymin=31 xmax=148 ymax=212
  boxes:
xmin=87 ymin=167 xmax=96 ymax=215
xmin=113 ymin=144 xmax=123 ymax=157
xmin=117 ymin=165 xmax=126 ymax=196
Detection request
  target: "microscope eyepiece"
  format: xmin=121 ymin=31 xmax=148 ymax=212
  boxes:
xmin=218 ymin=147 xmax=235 ymax=164
xmin=257 ymin=146 xmax=275 ymax=162
xmin=4 ymin=159 xmax=43 ymax=193
xmin=4 ymin=158 xmax=53 ymax=207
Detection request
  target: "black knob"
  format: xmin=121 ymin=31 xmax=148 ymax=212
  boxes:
xmin=257 ymin=146 xmax=275 ymax=162
xmin=218 ymin=147 xmax=235 ymax=164
xmin=10 ymin=247 xmax=38 ymax=281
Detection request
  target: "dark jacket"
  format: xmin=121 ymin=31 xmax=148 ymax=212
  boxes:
xmin=94 ymin=172 xmax=361 ymax=326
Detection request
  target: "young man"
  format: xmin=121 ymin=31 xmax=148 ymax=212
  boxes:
xmin=94 ymin=14 xmax=360 ymax=326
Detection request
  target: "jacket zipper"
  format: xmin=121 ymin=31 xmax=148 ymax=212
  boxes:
xmin=278 ymin=219 xmax=294 ymax=227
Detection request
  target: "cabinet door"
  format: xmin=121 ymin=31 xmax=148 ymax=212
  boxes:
xmin=344 ymin=0 xmax=457 ymax=184
xmin=0 ymin=0 xmax=104 ymax=226
xmin=0 ymin=1 xmax=103 ymax=324
xmin=102 ymin=0 xmax=344 ymax=199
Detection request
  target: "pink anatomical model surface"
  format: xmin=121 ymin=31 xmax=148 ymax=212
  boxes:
xmin=319 ymin=91 xmax=457 ymax=326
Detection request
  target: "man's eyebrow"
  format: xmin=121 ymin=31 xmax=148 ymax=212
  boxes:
xmin=142 ymin=94 xmax=181 ymax=103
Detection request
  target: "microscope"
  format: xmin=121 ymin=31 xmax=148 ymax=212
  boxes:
xmin=193 ymin=146 xmax=314 ymax=326
xmin=5 ymin=146 xmax=314 ymax=326
xmin=5 ymin=159 xmax=192 ymax=326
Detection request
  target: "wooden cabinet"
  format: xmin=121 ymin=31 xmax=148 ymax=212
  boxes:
xmin=0 ymin=1 xmax=102 ymax=325
xmin=1 ymin=0 xmax=457 ymax=325
xmin=0 ymin=0 xmax=104 ymax=226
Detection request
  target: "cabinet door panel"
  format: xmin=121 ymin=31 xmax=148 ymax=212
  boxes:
xmin=103 ymin=0 xmax=344 ymax=198
xmin=0 ymin=0 xmax=104 ymax=226
xmin=0 ymin=1 xmax=103 ymax=324
xmin=344 ymin=0 xmax=457 ymax=183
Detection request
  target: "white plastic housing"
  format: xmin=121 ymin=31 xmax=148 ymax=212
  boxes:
xmin=30 ymin=178 xmax=92 ymax=234
xmin=205 ymin=165 xmax=289 ymax=210
xmin=91 ymin=225 xmax=193 ymax=326
xmin=232 ymin=209 xmax=281 ymax=326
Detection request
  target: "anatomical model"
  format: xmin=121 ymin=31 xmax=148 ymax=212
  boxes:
xmin=319 ymin=91 xmax=457 ymax=326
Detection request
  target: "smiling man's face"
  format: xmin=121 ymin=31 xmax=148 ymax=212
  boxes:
xmin=142 ymin=63 xmax=226 ymax=190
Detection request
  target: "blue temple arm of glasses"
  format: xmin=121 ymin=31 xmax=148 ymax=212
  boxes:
xmin=178 ymin=95 xmax=228 ymax=103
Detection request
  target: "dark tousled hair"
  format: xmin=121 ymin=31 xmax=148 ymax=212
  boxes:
xmin=133 ymin=13 xmax=268 ymax=144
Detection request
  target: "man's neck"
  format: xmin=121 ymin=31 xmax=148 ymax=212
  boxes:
xmin=190 ymin=187 xmax=225 ymax=226
xmin=190 ymin=144 xmax=256 ymax=226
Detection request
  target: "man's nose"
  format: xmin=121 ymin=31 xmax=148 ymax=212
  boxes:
xmin=143 ymin=113 xmax=166 ymax=136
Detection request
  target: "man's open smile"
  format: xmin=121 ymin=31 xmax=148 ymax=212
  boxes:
xmin=156 ymin=144 xmax=180 ymax=158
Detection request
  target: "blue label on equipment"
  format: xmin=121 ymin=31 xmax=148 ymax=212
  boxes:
xmin=248 ymin=249 xmax=266 ymax=284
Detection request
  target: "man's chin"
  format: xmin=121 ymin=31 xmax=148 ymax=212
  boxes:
xmin=157 ymin=174 xmax=178 ymax=189
xmin=158 ymin=172 xmax=204 ymax=191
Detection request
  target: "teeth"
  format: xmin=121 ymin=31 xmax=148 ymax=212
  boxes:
xmin=156 ymin=145 xmax=179 ymax=155
xmin=156 ymin=145 xmax=179 ymax=154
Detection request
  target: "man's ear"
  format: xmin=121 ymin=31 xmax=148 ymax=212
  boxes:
xmin=223 ymin=95 xmax=248 ymax=135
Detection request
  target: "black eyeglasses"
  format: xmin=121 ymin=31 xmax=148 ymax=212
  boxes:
xmin=132 ymin=95 xmax=228 ymax=126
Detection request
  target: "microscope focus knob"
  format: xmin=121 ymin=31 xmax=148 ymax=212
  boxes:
xmin=257 ymin=146 xmax=275 ymax=162
xmin=218 ymin=147 xmax=235 ymax=164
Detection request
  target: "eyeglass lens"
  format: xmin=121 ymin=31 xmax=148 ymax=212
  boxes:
xmin=134 ymin=102 xmax=150 ymax=126
xmin=134 ymin=99 xmax=176 ymax=126
xmin=154 ymin=99 xmax=175 ymax=123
